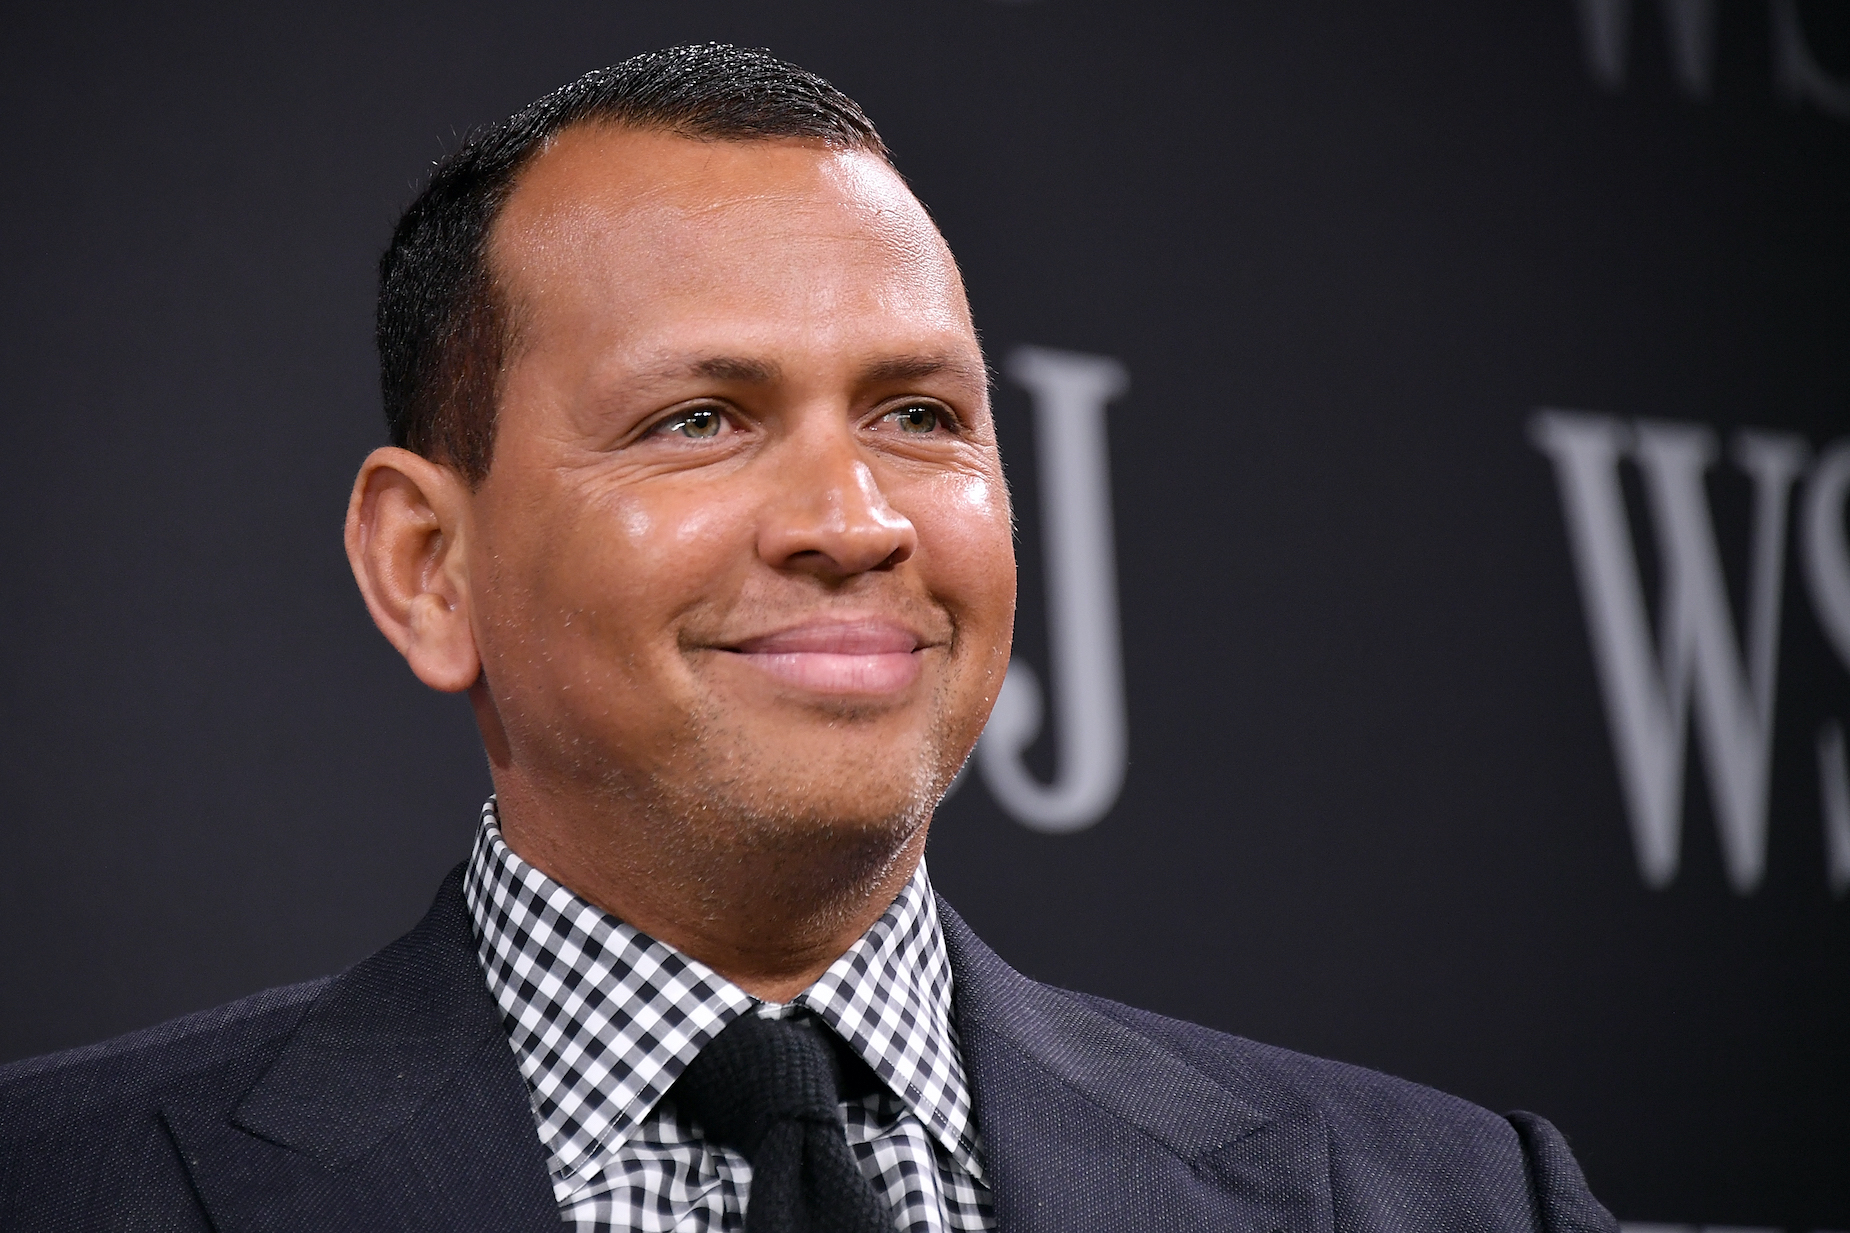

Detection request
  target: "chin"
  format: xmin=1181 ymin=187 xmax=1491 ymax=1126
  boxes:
xmin=733 ymin=772 xmax=942 ymax=839
xmin=650 ymin=742 xmax=955 ymax=853
xmin=600 ymin=692 xmax=977 ymax=848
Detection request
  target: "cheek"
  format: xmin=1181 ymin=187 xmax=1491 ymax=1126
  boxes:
xmin=916 ymin=473 xmax=1017 ymax=617
xmin=570 ymin=482 xmax=753 ymax=625
xmin=587 ymin=481 xmax=720 ymax=553
xmin=662 ymin=493 xmax=734 ymax=555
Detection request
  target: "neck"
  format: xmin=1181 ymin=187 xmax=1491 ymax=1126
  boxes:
xmin=489 ymin=772 xmax=930 ymax=1003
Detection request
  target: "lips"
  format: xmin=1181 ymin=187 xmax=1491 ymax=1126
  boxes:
xmin=725 ymin=618 xmax=926 ymax=695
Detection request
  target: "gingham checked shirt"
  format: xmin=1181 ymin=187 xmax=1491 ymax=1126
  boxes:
xmin=463 ymin=800 xmax=996 ymax=1232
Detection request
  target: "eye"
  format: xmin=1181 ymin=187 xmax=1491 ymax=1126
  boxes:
xmin=883 ymin=403 xmax=943 ymax=434
xmin=658 ymin=407 xmax=726 ymax=439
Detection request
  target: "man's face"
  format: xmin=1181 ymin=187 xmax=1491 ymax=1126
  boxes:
xmin=466 ymin=126 xmax=1014 ymax=845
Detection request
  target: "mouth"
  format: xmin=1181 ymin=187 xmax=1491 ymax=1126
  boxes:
xmin=720 ymin=617 xmax=931 ymax=695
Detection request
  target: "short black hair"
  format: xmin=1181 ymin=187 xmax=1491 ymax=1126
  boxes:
xmin=376 ymin=44 xmax=890 ymax=483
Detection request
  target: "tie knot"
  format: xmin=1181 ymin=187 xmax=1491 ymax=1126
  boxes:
xmin=673 ymin=1013 xmax=845 ymax=1161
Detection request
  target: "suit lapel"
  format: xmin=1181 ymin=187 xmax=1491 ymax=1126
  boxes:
xmin=155 ymin=868 xmax=1329 ymax=1230
xmin=162 ymin=867 xmax=559 ymax=1232
xmin=941 ymin=899 xmax=1334 ymax=1233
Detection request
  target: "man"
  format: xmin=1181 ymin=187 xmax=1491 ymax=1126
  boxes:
xmin=0 ymin=45 xmax=1616 ymax=1232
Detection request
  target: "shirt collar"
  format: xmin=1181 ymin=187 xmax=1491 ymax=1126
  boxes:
xmin=463 ymin=798 xmax=982 ymax=1190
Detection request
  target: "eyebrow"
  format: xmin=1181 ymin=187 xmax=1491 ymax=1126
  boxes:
xmin=652 ymin=352 xmax=986 ymax=389
xmin=858 ymin=353 xmax=986 ymax=386
xmin=688 ymin=355 xmax=782 ymax=383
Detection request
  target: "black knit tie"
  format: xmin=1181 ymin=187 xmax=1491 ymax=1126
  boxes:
xmin=671 ymin=1012 xmax=893 ymax=1233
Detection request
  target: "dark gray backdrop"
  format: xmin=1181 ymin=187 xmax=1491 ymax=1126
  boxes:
xmin=3 ymin=2 xmax=1846 ymax=1226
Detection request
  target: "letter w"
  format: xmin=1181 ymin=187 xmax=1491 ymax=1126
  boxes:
xmin=1531 ymin=412 xmax=1807 ymax=892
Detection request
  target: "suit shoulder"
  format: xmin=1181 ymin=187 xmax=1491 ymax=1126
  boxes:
xmin=1068 ymin=990 xmax=1614 ymax=1229
xmin=1071 ymin=989 xmax=1509 ymax=1133
xmin=0 ymin=975 xmax=332 ymax=1136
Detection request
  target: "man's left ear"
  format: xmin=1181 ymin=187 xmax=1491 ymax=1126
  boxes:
xmin=343 ymin=446 xmax=482 ymax=693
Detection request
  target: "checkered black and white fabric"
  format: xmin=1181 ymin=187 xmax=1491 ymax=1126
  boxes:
xmin=464 ymin=799 xmax=996 ymax=1232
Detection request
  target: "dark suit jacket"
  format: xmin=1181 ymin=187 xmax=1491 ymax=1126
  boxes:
xmin=0 ymin=868 xmax=1616 ymax=1231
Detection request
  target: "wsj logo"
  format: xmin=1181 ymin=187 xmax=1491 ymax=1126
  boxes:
xmin=966 ymin=347 xmax=1129 ymax=836
xmin=1573 ymin=0 xmax=1850 ymax=120
xmin=1532 ymin=412 xmax=1850 ymax=895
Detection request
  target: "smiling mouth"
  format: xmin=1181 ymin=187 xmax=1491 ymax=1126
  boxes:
xmin=721 ymin=618 xmax=929 ymax=695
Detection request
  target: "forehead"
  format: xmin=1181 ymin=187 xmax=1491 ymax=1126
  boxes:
xmin=488 ymin=126 xmax=973 ymax=361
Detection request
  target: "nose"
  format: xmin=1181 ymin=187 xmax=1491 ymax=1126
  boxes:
xmin=757 ymin=422 xmax=917 ymax=579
